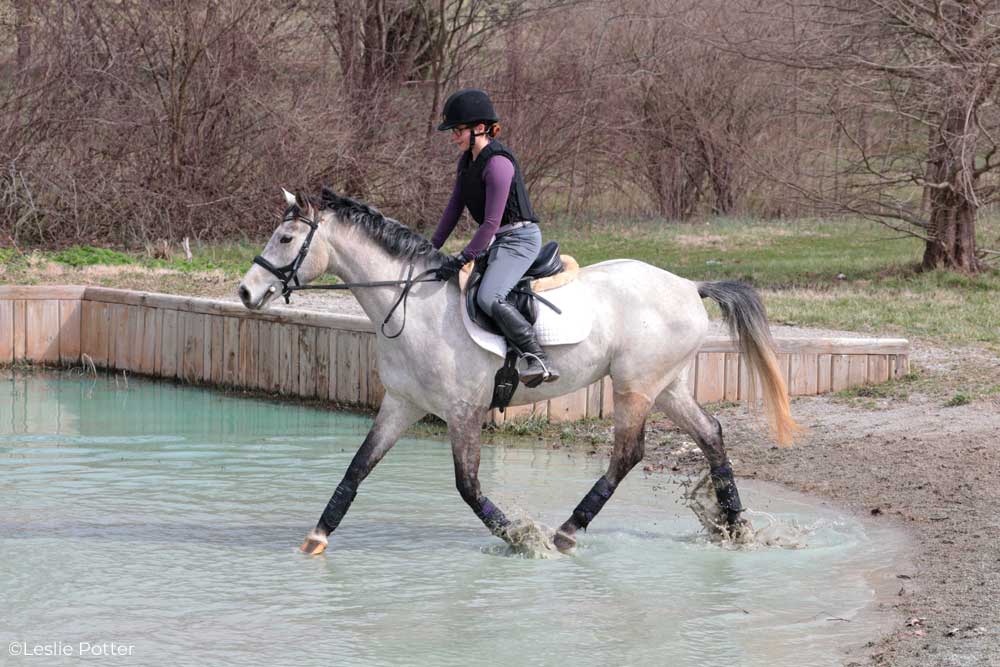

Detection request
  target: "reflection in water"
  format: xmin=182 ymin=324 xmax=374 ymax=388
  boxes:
xmin=0 ymin=371 xmax=903 ymax=667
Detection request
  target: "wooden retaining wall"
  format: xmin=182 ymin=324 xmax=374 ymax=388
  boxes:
xmin=0 ymin=286 xmax=910 ymax=423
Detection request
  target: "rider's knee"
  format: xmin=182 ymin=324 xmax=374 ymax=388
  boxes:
xmin=477 ymin=290 xmax=500 ymax=315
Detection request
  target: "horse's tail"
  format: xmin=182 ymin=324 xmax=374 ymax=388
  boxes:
xmin=697 ymin=280 xmax=799 ymax=447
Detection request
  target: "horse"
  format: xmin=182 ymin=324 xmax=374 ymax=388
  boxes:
xmin=238 ymin=188 xmax=797 ymax=555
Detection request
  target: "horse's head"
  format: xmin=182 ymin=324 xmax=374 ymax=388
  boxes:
xmin=238 ymin=188 xmax=331 ymax=310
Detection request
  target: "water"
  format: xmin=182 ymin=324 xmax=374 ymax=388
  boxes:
xmin=0 ymin=372 xmax=904 ymax=666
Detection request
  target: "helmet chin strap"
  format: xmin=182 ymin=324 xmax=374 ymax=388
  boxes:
xmin=468 ymin=126 xmax=491 ymax=152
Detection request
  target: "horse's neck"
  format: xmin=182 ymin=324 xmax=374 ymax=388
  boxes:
xmin=323 ymin=225 xmax=445 ymax=326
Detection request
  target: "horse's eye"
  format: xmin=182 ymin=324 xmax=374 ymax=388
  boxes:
xmin=280 ymin=236 xmax=293 ymax=244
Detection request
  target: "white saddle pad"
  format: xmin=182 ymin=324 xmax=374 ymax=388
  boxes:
xmin=462 ymin=279 xmax=593 ymax=358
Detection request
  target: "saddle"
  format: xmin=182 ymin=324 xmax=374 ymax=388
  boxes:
xmin=459 ymin=240 xmax=578 ymax=335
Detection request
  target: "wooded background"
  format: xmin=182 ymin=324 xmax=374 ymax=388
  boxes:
xmin=2 ymin=0 xmax=999 ymax=272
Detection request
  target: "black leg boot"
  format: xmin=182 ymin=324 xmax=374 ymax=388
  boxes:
xmin=490 ymin=299 xmax=560 ymax=387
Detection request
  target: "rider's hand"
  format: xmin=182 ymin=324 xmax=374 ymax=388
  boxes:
xmin=435 ymin=254 xmax=467 ymax=281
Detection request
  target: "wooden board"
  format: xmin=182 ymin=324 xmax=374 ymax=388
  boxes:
xmin=58 ymin=299 xmax=82 ymax=365
xmin=723 ymin=352 xmax=740 ymax=402
xmin=831 ymin=354 xmax=851 ymax=392
xmin=297 ymin=325 xmax=317 ymax=398
xmin=109 ymin=303 xmax=130 ymax=371
xmin=868 ymin=354 xmax=890 ymax=384
xmin=548 ymin=389 xmax=589 ymax=423
xmin=0 ymin=300 xmax=13 ymax=364
xmin=314 ymin=329 xmax=331 ymax=401
xmin=256 ymin=320 xmax=276 ymax=391
xmin=817 ymin=353 xmax=833 ymax=394
xmin=159 ymin=309 xmax=179 ymax=378
xmin=0 ymin=286 xmax=86 ymax=300
xmin=139 ymin=307 xmax=158 ymax=374
xmin=223 ymin=317 xmax=240 ymax=386
xmin=25 ymin=300 xmax=60 ymax=364
xmin=334 ymin=331 xmax=361 ymax=404
xmin=695 ymin=352 xmax=726 ymax=403
xmin=278 ymin=323 xmax=299 ymax=395
xmin=848 ymin=354 xmax=868 ymax=387
xmin=12 ymin=300 xmax=26 ymax=362
xmin=238 ymin=318 xmax=259 ymax=388
xmin=180 ymin=311 xmax=206 ymax=383
xmin=789 ymin=353 xmax=819 ymax=396
xmin=90 ymin=301 xmax=112 ymax=368
xmin=209 ymin=316 xmax=225 ymax=384
xmin=127 ymin=305 xmax=144 ymax=373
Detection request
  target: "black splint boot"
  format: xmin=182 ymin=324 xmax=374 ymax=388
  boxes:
xmin=490 ymin=299 xmax=560 ymax=388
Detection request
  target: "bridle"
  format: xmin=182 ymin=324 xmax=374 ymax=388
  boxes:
xmin=252 ymin=209 xmax=321 ymax=304
xmin=252 ymin=208 xmax=440 ymax=338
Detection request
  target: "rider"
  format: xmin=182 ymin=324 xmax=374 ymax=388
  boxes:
xmin=432 ymin=88 xmax=559 ymax=386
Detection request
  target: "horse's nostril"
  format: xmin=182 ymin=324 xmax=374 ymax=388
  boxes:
xmin=238 ymin=285 xmax=251 ymax=306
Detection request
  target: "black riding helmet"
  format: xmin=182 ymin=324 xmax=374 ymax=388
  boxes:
xmin=437 ymin=88 xmax=499 ymax=131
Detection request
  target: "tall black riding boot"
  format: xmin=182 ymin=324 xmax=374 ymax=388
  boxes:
xmin=490 ymin=299 xmax=560 ymax=387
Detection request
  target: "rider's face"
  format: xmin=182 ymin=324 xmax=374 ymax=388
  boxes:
xmin=450 ymin=125 xmax=471 ymax=149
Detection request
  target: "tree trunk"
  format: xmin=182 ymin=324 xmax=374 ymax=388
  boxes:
xmin=921 ymin=193 xmax=980 ymax=272
xmin=14 ymin=0 xmax=32 ymax=72
xmin=921 ymin=101 xmax=981 ymax=273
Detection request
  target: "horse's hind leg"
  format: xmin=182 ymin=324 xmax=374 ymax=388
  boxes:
xmin=553 ymin=390 xmax=652 ymax=552
xmin=656 ymin=380 xmax=745 ymax=529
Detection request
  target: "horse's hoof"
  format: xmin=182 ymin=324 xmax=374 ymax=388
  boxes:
xmin=300 ymin=533 xmax=328 ymax=555
xmin=553 ymin=529 xmax=577 ymax=553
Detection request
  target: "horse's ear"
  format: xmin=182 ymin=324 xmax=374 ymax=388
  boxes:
xmin=281 ymin=187 xmax=296 ymax=207
xmin=294 ymin=190 xmax=308 ymax=210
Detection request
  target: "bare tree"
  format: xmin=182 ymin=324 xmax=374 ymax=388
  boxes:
xmin=723 ymin=0 xmax=1000 ymax=272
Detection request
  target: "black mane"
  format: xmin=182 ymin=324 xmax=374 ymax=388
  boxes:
xmin=316 ymin=188 xmax=444 ymax=262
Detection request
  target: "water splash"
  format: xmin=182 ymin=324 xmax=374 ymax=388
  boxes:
xmin=480 ymin=516 xmax=561 ymax=559
xmin=682 ymin=471 xmax=811 ymax=550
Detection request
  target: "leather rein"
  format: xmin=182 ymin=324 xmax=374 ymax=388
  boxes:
xmin=252 ymin=211 xmax=439 ymax=339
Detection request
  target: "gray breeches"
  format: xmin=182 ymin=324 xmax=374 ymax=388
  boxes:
xmin=476 ymin=224 xmax=542 ymax=316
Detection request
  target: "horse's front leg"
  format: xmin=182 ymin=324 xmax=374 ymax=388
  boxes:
xmin=449 ymin=402 xmax=512 ymax=539
xmin=553 ymin=390 xmax=651 ymax=552
xmin=301 ymin=393 xmax=425 ymax=555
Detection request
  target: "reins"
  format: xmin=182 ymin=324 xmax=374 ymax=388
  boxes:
xmin=252 ymin=211 xmax=440 ymax=339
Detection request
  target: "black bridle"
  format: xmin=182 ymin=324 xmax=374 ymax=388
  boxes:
xmin=252 ymin=209 xmax=440 ymax=338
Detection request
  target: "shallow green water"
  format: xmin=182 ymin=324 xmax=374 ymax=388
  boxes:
xmin=0 ymin=372 xmax=903 ymax=666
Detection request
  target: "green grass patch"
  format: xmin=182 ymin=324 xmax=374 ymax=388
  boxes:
xmin=944 ymin=392 xmax=972 ymax=407
xmin=51 ymin=246 xmax=135 ymax=267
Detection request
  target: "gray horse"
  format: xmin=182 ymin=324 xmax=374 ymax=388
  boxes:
xmin=239 ymin=188 xmax=797 ymax=555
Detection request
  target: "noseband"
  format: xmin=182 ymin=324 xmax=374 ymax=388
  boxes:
xmin=252 ymin=211 xmax=320 ymax=304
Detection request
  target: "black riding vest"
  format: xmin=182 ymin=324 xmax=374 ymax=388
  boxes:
xmin=458 ymin=140 xmax=539 ymax=227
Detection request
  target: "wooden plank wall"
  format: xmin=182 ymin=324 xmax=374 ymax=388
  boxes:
xmin=0 ymin=286 xmax=912 ymax=424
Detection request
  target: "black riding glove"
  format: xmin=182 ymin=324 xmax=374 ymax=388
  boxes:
xmin=435 ymin=254 xmax=467 ymax=281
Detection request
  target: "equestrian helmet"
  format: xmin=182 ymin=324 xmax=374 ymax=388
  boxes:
xmin=437 ymin=89 xmax=499 ymax=131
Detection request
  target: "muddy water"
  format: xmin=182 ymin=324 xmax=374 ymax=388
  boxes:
xmin=0 ymin=372 xmax=904 ymax=666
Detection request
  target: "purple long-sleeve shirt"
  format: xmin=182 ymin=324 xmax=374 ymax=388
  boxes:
xmin=431 ymin=154 xmax=515 ymax=260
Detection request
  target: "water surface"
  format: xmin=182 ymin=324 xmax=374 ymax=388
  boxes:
xmin=0 ymin=372 xmax=903 ymax=666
